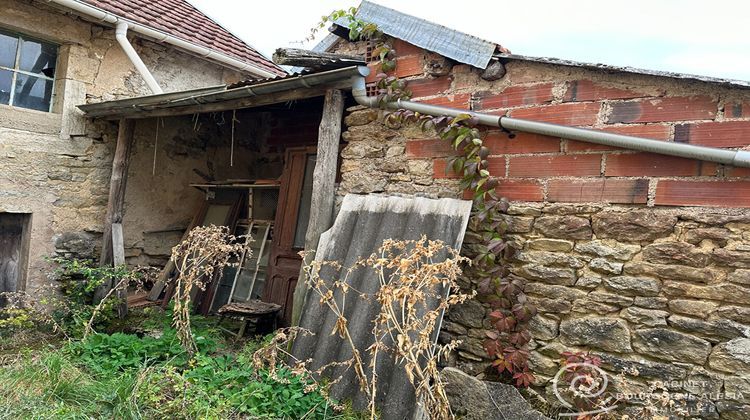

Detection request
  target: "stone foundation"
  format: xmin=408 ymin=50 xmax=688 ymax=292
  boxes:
xmin=438 ymin=203 xmax=750 ymax=417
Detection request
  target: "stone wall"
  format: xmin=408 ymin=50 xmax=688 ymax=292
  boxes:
xmin=334 ymin=36 xmax=750 ymax=417
xmin=0 ymin=0 xmax=250 ymax=292
xmin=442 ymin=203 xmax=750 ymax=418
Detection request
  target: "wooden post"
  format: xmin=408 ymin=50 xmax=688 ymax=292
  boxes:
xmin=112 ymin=223 xmax=128 ymax=318
xmin=94 ymin=118 xmax=135 ymax=303
xmin=291 ymin=89 xmax=344 ymax=326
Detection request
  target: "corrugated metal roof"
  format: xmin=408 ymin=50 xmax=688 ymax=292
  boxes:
xmin=347 ymin=0 xmax=499 ymax=69
xmin=314 ymin=2 xmax=750 ymax=88
xmin=78 ymin=65 xmax=369 ymax=119
xmin=292 ymin=194 xmax=472 ymax=419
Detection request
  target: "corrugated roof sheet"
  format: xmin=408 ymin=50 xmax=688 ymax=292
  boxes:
xmin=341 ymin=0 xmax=499 ymax=69
xmin=78 ymin=65 xmax=368 ymax=118
xmin=79 ymin=0 xmax=284 ymax=75
xmin=292 ymin=194 xmax=472 ymax=419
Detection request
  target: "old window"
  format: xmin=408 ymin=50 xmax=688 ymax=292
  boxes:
xmin=0 ymin=29 xmax=57 ymax=112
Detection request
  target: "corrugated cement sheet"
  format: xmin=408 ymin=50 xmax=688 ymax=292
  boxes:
xmin=353 ymin=0 xmax=497 ymax=69
xmin=292 ymin=194 xmax=472 ymax=419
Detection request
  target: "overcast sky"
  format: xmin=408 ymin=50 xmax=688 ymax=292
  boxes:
xmin=188 ymin=0 xmax=750 ymax=82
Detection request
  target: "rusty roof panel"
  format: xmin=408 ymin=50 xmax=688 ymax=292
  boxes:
xmin=292 ymin=194 xmax=472 ymax=419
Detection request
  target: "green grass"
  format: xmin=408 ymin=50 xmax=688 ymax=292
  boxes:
xmin=0 ymin=308 xmax=362 ymax=419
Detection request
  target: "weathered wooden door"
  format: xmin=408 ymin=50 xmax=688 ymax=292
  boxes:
xmin=265 ymin=147 xmax=316 ymax=325
xmin=0 ymin=214 xmax=28 ymax=306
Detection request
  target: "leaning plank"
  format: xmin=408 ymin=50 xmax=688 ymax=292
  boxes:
xmin=290 ymin=89 xmax=344 ymax=326
xmin=94 ymin=118 xmax=135 ymax=303
xmin=147 ymin=204 xmax=206 ymax=301
xmin=272 ymin=48 xmax=365 ymax=69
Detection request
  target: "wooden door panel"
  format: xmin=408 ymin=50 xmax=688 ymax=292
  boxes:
xmin=265 ymin=147 xmax=316 ymax=325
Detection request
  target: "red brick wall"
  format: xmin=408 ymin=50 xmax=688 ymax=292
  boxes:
xmin=373 ymin=39 xmax=750 ymax=208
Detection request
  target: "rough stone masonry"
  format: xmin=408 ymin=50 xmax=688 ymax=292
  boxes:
xmin=333 ymin=35 xmax=750 ymax=418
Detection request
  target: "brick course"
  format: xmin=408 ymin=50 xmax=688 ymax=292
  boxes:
xmin=508 ymin=154 xmax=602 ymax=177
xmin=547 ymin=178 xmax=649 ymax=203
xmin=563 ymin=80 xmax=655 ymax=102
xmin=336 ymin=37 xmax=750 ymax=418
xmin=476 ymin=83 xmax=554 ymax=110
xmin=608 ymin=96 xmax=717 ymax=123
xmin=674 ymin=121 xmax=750 ymax=148
xmin=510 ymin=102 xmax=602 ymax=126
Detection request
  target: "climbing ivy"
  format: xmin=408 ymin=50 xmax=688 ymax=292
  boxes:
xmin=316 ymin=9 xmax=537 ymax=387
xmin=388 ymin=111 xmax=537 ymax=387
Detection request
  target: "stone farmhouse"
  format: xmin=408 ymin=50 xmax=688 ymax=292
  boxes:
xmin=1 ymin=0 xmax=750 ymax=417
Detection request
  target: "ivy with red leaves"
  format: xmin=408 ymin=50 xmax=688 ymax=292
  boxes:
xmin=325 ymin=7 xmax=538 ymax=388
xmin=386 ymin=109 xmax=537 ymax=387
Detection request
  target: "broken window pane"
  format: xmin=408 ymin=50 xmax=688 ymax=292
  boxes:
xmin=0 ymin=69 xmax=11 ymax=105
xmin=19 ymin=37 xmax=57 ymax=77
xmin=14 ymin=74 xmax=53 ymax=111
xmin=0 ymin=31 xmax=18 ymax=69
xmin=0 ymin=30 xmax=56 ymax=111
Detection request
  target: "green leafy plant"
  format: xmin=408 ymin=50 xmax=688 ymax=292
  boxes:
xmin=386 ymin=111 xmax=537 ymax=386
xmin=308 ymin=7 xmax=381 ymax=42
xmin=67 ymin=329 xmax=216 ymax=374
xmin=318 ymin=10 xmax=539 ymax=385
xmin=375 ymin=73 xmax=411 ymax=104
xmin=47 ymin=257 xmax=142 ymax=338
xmin=0 ymin=306 xmax=35 ymax=331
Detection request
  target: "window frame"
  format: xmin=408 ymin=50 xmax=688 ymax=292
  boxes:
xmin=0 ymin=28 xmax=58 ymax=113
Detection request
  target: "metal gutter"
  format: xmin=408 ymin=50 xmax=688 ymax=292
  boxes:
xmin=115 ymin=22 xmax=162 ymax=94
xmin=351 ymin=75 xmax=750 ymax=168
xmin=45 ymin=0 xmax=279 ymax=79
xmin=79 ymin=66 xmax=370 ymax=118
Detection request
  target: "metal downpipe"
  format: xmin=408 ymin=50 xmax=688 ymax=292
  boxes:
xmin=115 ymin=22 xmax=163 ymax=94
xmin=351 ymin=75 xmax=750 ymax=168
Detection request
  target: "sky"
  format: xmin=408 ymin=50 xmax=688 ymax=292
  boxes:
xmin=187 ymin=0 xmax=750 ymax=82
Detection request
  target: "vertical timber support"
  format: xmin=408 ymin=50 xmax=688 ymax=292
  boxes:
xmin=94 ymin=118 xmax=136 ymax=305
xmin=291 ymin=89 xmax=344 ymax=326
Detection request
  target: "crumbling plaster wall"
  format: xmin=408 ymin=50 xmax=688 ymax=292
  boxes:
xmin=335 ymin=37 xmax=750 ymax=417
xmin=122 ymin=110 xmax=281 ymax=267
xmin=0 ymin=0 xmax=251 ymax=292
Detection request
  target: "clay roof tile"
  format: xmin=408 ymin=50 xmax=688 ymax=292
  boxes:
xmin=80 ymin=0 xmax=283 ymax=75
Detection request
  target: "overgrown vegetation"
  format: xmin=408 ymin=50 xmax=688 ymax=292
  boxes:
xmin=0 ymin=226 xmax=361 ymax=419
xmin=319 ymin=7 xmax=536 ymax=385
xmin=0 ymin=310 xmax=352 ymax=419
xmin=169 ymin=225 xmax=245 ymax=356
